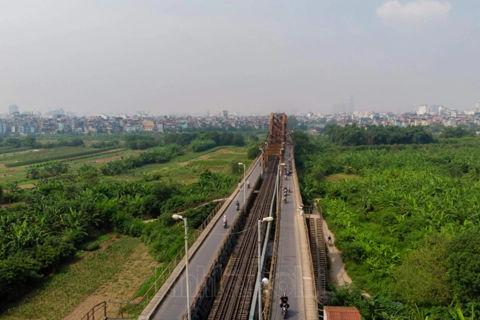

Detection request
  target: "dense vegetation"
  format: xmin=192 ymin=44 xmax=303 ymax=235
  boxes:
xmin=325 ymin=124 xmax=434 ymax=146
xmin=0 ymin=131 xmax=258 ymax=312
xmin=293 ymin=129 xmax=480 ymax=319
xmin=99 ymin=144 xmax=182 ymax=175
xmin=164 ymin=131 xmax=246 ymax=148
xmin=0 ymin=168 xmax=236 ymax=305
xmin=123 ymin=132 xmax=246 ymax=151
xmin=124 ymin=134 xmax=160 ymax=150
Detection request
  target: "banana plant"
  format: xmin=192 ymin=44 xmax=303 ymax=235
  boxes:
xmin=448 ymin=305 xmax=475 ymax=320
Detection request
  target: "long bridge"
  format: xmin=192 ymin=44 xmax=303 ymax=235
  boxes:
xmin=105 ymin=113 xmax=327 ymax=320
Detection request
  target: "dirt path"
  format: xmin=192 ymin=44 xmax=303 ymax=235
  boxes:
xmin=322 ymin=219 xmax=352 ymax=289
xmin=19 ymin=183 xmax=35 ymax=189
xmin=62 ymin=241 xmax=158 ymax=320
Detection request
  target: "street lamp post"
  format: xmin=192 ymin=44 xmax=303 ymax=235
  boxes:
xmin=259 ymin=148 xmax=263 ymax=174
xmin=238 ymin=162 xmax=246 ymax=207
xmin=258 ymin=216 xmax=274 ymax=319
xmin=172 ymin=214 xmax=191 ymax=320
xmin=278 ymin=163 xmax=285 ymax=209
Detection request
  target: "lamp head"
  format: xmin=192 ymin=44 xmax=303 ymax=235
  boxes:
xmin=262 ymin=217 xmax=274 ymax=223
xmin=172 ymin=214 xmax=183 ymax=220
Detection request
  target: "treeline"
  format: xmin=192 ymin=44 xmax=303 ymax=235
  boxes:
xmin=123 ymin=132 xmax=246 ymax=151
xmin=164 ymin=132 xmax=245 ymax=148
xmin=41 ymin=138 xmax=84 ymax=148
xmin=325 ymin=124 xmax=434 ymax=146
xmin=99 ymin=144 xmax=182 ymax=176
xmin=124 ymin=135 xmax=160 ymax=150
xmin=91 ymin=140 xmax=120 ymax=148
xmin=0 ymin=136 xmax=41 ymax=149
xmin=0 ymin=169 xmax=235 ymax=303
xmin=439 ymin=126 xmax=475 ymax=138
xmin=0 ymin=136 xmax=85 ymax=149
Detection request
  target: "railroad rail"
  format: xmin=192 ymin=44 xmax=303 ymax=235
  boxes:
xmin=207 ymin=157 xmax=279 ymax=320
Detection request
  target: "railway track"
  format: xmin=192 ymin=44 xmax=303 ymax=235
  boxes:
xmin=207 ymin=157 xmax=279 ymax=320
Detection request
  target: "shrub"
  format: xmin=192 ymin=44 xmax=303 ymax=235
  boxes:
xmin=341 ymin=242 xmax=366 ymax=263
xmin=190 ymin=139 xmax=216 ymax=152
xmin=247 ymin=146 xmax=260 ymax=159
xmin=446 ymin=229 xmax=480 ymax=303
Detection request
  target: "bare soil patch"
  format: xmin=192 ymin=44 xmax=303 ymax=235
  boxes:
xmin=19 ymin=184 xmax=35 ymax=189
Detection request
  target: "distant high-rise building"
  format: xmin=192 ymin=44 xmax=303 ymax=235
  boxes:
xmin=333 ymin=103 xmax=346 ymax=114
xmin=47 ymin=108 xmax=65 ymax=115
xmin=430 ymin=105 xmax=440 ymax=113
xmin=223 ymin=110 xmax=228 ymax=118
xmin=476 ymin=101 xmax=480 ymax=111
xmin=418 ymin=105 xmax=428 ymax=115
xmin=9 ymin=104 xmax=19 ymax=115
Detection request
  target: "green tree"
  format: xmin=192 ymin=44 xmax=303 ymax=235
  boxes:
xmin=394 ymin=234 xmax=453 ymax=305
xmin=288 ymin=116 xmax=299 ymax=130
xmin=248 ymin=134 xmax=259 ymax=142
xmin=247 ymin=146 xmax=260 ymax=159
xmin=446 ymin=229 xmax=480 ymax=303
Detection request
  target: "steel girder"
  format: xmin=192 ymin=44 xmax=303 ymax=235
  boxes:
xmin=262 ymin=113 xmax=288 ymax=167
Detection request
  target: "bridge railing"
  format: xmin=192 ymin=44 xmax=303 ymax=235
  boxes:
xmin=132 ymin=198 xmax=226 ymax=308
xmin=262 ymin=196 xmax=281 ymax=320
xmin=181 ymin=196 xmax=248 ymax=319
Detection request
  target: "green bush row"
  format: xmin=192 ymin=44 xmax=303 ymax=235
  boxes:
xmin=0 ymin=147 xmax=32 ymax=155
xmin=6 ymin=147 xmax=119 ymax=167
xmin=99 ymin=144 xmax=182 ymax=176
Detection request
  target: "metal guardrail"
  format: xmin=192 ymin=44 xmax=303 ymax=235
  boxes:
xmin=291 ymin=153 xmax=320 ymax=318
xmin=181 ymin=156 xmax=263 ymax=319
xmin=80 ymin=301 xmax=106 ymax=320
xmin=262 ymin=201 xmax=280 ymax=319
xmin=182 ymin=205 xmax=247 ymax=319
xmin=302 ymin=205 xmax=320 ymax=308
xmin=133 ymin=199 xmax=226 ymax=307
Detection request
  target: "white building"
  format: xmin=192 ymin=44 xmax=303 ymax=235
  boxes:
xmin=418 ymin=105 xmax=428 ymax=115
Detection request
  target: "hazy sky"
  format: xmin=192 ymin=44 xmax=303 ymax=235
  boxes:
xmin=1 ymin=0 xmax=479 ymax=116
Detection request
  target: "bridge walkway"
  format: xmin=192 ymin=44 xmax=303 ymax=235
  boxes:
xmin=270 ymin=145 xmax=318 ymax=320
xmin=139 ymin=160 xmax=262 ymax=320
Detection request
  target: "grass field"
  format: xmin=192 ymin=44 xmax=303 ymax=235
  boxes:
xmin=0 ymin=145 xmax=250 ymax=186
xmin=97 ymin=146 xmax=250 ymax=184
xmin=2 ymin=235 xmax=158 ymax=320
xmin=0 ymin=148 xmax=137 ymax=185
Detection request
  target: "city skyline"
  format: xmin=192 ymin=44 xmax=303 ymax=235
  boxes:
xmin=1 ymin=1 xmax=479 ymax=116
